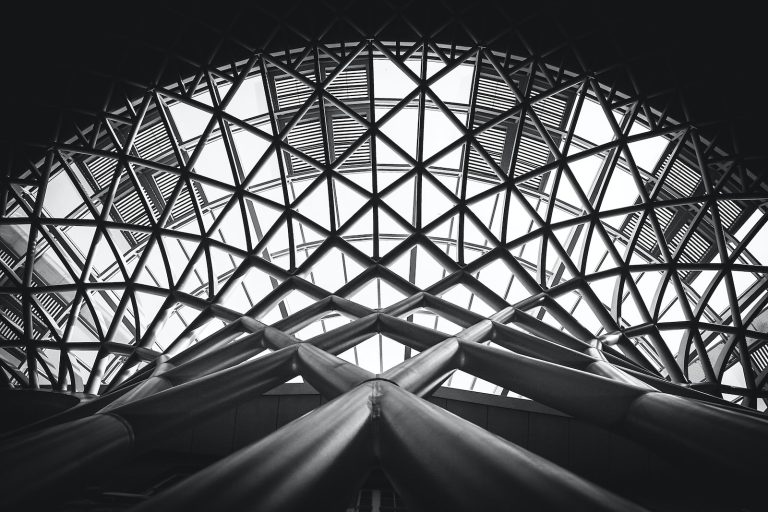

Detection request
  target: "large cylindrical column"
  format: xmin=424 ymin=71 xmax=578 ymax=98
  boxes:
xmin=459 ymin=341 xmax=768 ymax=482
xmin=0 ymin=346 xmax=298 ymax=508
xmin=133 ymin=384 xmax=376 ymax=512
xmin=0 ymin=414 xmax=133 ymax=506
xmin=296 ymin=343 xmax=373 ymax=398
xmin=377 ymin=381 xmax=649 ymax=512
xmin=112 ymin=316 xmax=264 ymax=393
xmin=383 ymin=338 xmax=461 ymax=395
xmin=7 ymin=328 xmax=270 ymax=436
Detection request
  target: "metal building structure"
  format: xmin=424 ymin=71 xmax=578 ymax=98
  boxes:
xmin=1 ymin=0 xmax=767 ymax=510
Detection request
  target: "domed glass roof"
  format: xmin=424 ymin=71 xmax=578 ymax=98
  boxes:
xmin=1 ymin=40 xmax=767 ymax=407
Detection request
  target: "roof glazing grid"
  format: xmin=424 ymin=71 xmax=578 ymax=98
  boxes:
xmin=1 ymin=40 xmax=767 ymax=408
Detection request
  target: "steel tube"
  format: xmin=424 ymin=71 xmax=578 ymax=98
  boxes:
xmin=0 ymin=382 xmax=137 ymax=438
xmin=459 ymin=341 xmax=768 ymax=479
xmin=99 ymin=355 xmax=175 ymax=412
xmin=296 ymin=344 xmax=373 ymax=398
xmin=382 ymin=338 xmax=461 ymax=395
xmin=624 ymin=392 xmax=768 ymax=480
xmin=378 ymin=313 xmax=448 ymax=350
xmin=0 ymin=414 xmax=133 ymax=508
xmin=377 ymin=382 xmax=649 ymax=512
xmin=508 ymin=307 xmax=589 ymax=351
xmin=0 ymin=346 xmax=298 ymax=506
xmin=313 ymin=313 xmax=379 ymax=354
xmin=132 ymin=384 xmax=375 ymax=512
xmin=113 ymin=316 xmax=264 ymax=393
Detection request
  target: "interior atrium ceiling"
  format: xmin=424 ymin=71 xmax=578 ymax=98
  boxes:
xmin=0 ymin=1 xmax=767 ymax=510
xmin=0 ymin=2 xmax=767 ymax=405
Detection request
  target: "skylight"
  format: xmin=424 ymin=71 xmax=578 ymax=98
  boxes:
xmin=1 ymin=41 xmax=766 ymax=408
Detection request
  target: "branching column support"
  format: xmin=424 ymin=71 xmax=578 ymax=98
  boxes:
xmin=133 ymin=384 xmax=377 ymax=512
xmin=377 ymin=382 xmax=649 ymax=512
xmin=4 ymin=316 xmax=268 ymax=437
xmin=0 ymin=347 xmax=298 ymax=508
xmin=458 ymin=342 xmax=768 ymax=480
xmin=130 ymin=375 xmax=650 ymax=512
xmin=0 ymin=334 xmax=379 ymax=509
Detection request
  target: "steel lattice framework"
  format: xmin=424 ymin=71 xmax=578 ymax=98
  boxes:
xmin=1 ymin=2 xmax=768 ymax=509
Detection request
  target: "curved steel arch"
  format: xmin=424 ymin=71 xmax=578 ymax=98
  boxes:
xmin=2 ymin=38 xmax=766 ymax=400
